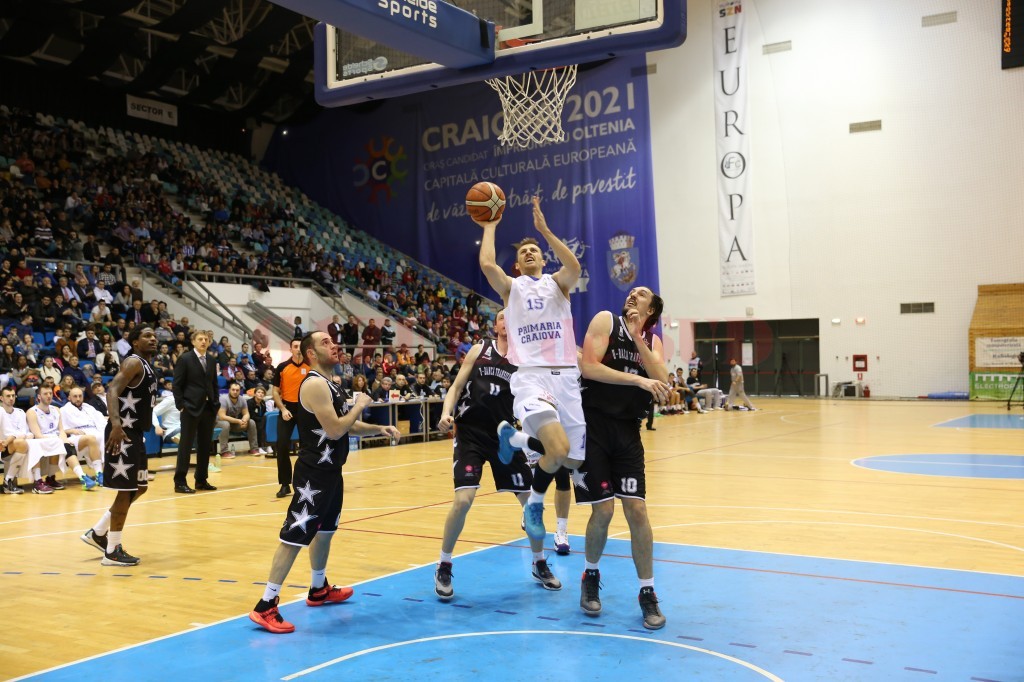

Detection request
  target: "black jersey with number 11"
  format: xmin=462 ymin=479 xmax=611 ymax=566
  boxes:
xmin=454 ymin=338 xmax=515 ymax=428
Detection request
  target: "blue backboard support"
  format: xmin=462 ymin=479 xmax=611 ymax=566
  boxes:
xmin=312 ymin=0 xmax=687 ymax=107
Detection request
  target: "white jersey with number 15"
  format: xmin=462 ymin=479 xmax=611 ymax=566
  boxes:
xmin=505 ymin=274 xmax=577 ymax=368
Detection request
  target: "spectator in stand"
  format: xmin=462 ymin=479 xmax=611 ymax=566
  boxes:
xmin=361 ymin=318 xmax=381 ymax=358
xmin=112 ymin=285 xmax=132 ymax=317
xmin=127 ymin=299 xmax=145 ymax=325
xmin=327 ymin=315 xmax=343 ymax=346
xmin=96 ymin=342 xmax=120 ymax=377
xmin=336 ymin=352 xmax=354 ymax=389
xmin=77 ymin=327 xmax=102 ymax=361
xmin=93 ymin=279 xmax=113 ymax=306
xmin=455 ymin=333 xmax=473 ymax=362
xmin=39 ymin=356 xmax=62 ymax=385
xmin=91 ymin=299 xmax=114 ymax=327
xmin=380 ymin=318 xmax=396 ymax=351
xmin=152 ymin=343 xmax=173 ymax=378
xmin=62 ymin=355 xmax=89 ymax=388
xmin=33 ymin=294 xmax=59 ymax=331
xmin=342 ymin=314 xmax=359 ymax=356
xmin=142 ymin=300 xmax=160 ymax=325
xmin=415 ymin=344 xmax=430 ymax=365
xmin=152 ymin=394 xmax=182 ymax=445
xmin=87 ymin=381 xmax=108 ymax=416
xmin=116 ymin=330 xmax=132 ymax=358
xmin=15 ymin=333 xmax=39 ymax=365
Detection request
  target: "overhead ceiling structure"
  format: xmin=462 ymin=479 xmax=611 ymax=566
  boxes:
xmin=0 ymin=0 xmax=318 ymax=123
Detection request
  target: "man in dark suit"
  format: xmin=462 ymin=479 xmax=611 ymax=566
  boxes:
xmin=172 ymin=329 xmax=219 ymax=494
xmin=327 ymin=315 xmax=343 ymax=346
xmin=77 ymin=327 xmax=102 ymax=360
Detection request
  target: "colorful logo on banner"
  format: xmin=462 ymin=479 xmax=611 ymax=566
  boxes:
xmin=352 ymin=136 xmax=409 ymax=203
xmin=262 ymin=54 xmax=658 ymax=338
xmin=606 ymin=232 xmax=639 ymax=292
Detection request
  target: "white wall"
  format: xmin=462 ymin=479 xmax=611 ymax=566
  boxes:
xmin=649 ymin=0 xmax=1024 ymax=396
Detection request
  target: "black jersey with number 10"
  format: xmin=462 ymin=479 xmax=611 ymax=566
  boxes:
xmin=454 ymin=338 xmax=515 ymax=428
xmin=581 ymin=314 xmax=653 ymax=421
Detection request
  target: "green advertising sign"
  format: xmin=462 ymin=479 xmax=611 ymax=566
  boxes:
xmin=970 ymin=372 xmax=1020 ymax=400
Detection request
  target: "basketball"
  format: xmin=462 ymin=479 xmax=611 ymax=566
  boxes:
xmin=465 ymin=182 xmax=506 ymax=222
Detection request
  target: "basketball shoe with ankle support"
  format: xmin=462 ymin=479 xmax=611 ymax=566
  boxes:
xmin=496 ymin=420 xmax=518 ymax=465
xmin=45 ymin=475 xmax=65 ymax=490
xmin=524 ymin=501 xmax=546 ymax=541
xmin=580 ymin=569 xmax=602 ymax=615
xmin=553 ymin=530 xmax=570 ymax=555
xmin=638 ymin=586 xmax=666 ymax=630
xmin=306 ymin=579 xmax=354 ymax=606
xmin=434 ymin=561 xmax=454 ymax=601
xmin=531 ymin=559 xmax=562 ymax=590
xmin=250 ymin=596 xmax=295 ymax=634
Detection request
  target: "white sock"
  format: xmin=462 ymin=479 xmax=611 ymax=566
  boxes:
xmin=439 ymin=551 xmax=453 ymax=564
xmin=556 ymin=517 xmax=568 ymax=533
xmin=89 ymin=460 xmax=103 ymax=474
xmin=639 ymin=578 xmax=655 ymax=589
xmin=93 ymin=511 xmax=111 ymax=535
xmin=32 ymin=467 xmax=42 ymax=481
xmin=73 ymin=465 xmax=86 ymax=478
xmin=262 ymin=582 xmax=282 ymax=602
xmin=108 ymin=530 xmax=122 ymax=549
xmin=527 ymin=490 xmax=545 ymax=505
xmin=585 ymin=560 xmax=600 ymax=571
xmin=532 ymin=551 xmax=544 ymax=563
xmin=509 ymin=431 xmax=529 ymax=448
xmin=310 ymin=569 xmax=326 ymax=590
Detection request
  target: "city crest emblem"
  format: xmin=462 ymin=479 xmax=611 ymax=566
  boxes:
xmin=606 ymin=232 xmax=639 ymax=291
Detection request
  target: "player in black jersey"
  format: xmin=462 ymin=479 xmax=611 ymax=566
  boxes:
xmin=433 ymin=310 xmax=562 ymax=600
xmin=249 ymin=331 xmax=401 ymax=634
xmin=577 ymin=287 xmax=671 ymax=630
xmin=80 ymin=325 xmax=159 ymax=567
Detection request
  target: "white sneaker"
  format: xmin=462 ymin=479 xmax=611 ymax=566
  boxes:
xmin=554 ymin=530 xmax=570 ymax=555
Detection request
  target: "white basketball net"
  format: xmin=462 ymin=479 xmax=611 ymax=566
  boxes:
xmin=486 ymin=65 xmax=578 ymax=148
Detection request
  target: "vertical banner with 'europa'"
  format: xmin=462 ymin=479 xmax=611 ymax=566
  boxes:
xmin=714 ymin=0 xmax=755 ymax=296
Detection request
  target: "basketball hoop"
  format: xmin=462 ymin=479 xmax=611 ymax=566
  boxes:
xmin=486 ymin=64 xmax=578 ymax=148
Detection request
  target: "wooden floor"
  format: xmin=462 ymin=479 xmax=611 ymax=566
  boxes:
xmin=3 ymin=398 xmax=1022 ymax=678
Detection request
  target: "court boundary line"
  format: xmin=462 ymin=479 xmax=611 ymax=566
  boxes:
xmin=9 ymin=538 xmax=513 ymax=682
xmin=0 ymin=454 xmax=452 ymax=527
xmin=280 ymin=630 xmax=783 ymax=681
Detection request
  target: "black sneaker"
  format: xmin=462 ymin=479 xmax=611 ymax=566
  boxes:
xmin=531 ymin=559 xmax=562 ymax=591
xmin=580 ymin=569 xmax=602 ymax=615
xmin=434 ymin=561 xmax=454 ymax=601
xmin=639 ymin=587 xmax=666 ymax=630
xmin=80 ymin=529 xmax=108 ymax=554
xmin=2 ymin=479 xmax=23 ymax=495
xmin=45 ymin=475 xmax=66 ymax=491
xmin=101 ymin=544 xmax=141 ymax=567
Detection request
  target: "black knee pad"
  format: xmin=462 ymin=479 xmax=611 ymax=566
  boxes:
xmin=555 ymin=466 xmax=571 ymax=491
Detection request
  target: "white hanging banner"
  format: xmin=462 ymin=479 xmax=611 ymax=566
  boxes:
xmin=126 ymin=95 xmax=178 ymax=127
xmin=713 ymin=0 xmax=755 ymax=296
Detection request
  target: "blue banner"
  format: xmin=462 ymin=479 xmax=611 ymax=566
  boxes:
xmin=263 ymin=54 xmax=659 ymax=339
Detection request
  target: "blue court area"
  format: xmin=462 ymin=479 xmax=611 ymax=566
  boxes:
xmin=25 ymin=540 xmax=1023 ymax=682
xmin=855 ymin=454 xmax=1024 ymax=479
xmin=936 ymin=414 xmax=1024 ymax=429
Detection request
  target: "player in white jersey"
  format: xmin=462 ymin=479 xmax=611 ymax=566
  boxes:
xmin=60 ymin=387 xmax=107 ymax=486
xmin=27 ymin=385 xmax=102 ymax=491
xmin=477 ymin=196 xmax=584 ymax=542
xmin=0 ymin=385 xmax=31 ymax=494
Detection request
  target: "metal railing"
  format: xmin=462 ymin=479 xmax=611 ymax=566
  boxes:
xmin=182 ymin=273 xmax=253 ymax=341
xmin=247 ymin=299 xmax=297 ymax=343
xmin=135 ymin=268 xmax=250 ymax=341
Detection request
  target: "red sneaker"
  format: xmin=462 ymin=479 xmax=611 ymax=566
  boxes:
xmin=249 ymin=597 xmax=295 ymax=634
xmin=306 ymin=581 xmax=354 ymax=606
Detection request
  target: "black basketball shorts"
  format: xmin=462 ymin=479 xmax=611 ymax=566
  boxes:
xmin=279 ymin=458 xmax=344 ymax=547
xmin=102 ymin=426 xmax=149 ymax=492
xmin=452 ymin=421 xmax=532 ymax=493
xmin=573 ymin=414 xmax=646 ymax=504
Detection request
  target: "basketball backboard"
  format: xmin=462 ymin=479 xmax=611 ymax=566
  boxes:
xmin=311 ymin=0 xmax=686 ymax=107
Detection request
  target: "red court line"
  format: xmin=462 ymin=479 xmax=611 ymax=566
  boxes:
xmin=334 ymin=524 xmax=1024 ymax=602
